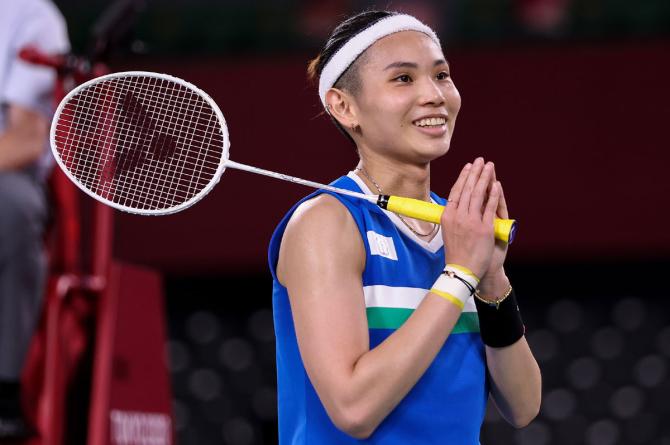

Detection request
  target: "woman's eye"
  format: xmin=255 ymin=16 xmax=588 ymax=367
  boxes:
xmin=394 ymin=74 xmax=412 ymax=83
xmin=437 ymin=71 xmax=451 ymax=80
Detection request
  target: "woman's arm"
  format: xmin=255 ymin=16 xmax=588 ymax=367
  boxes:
xmin=277 ymin=194 xmax=463 ymax=439
xmin=466 ymin=164 xmax=541 ymax=427
xmin=478 ymin=272 xmax=542 ymax=428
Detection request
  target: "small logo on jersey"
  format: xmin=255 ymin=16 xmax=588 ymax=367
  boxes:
xmin=367 ymin=231 xmax=398 ymax=261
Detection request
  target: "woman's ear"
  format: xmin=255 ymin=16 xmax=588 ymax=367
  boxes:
xmin=325 ymin=88 xmax=359 ymax=130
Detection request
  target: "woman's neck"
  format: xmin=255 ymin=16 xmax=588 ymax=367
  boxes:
xmin=355 ymin=153 xmax=431 ymax=201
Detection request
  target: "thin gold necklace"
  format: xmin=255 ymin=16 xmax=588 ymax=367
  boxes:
xmin=355 ymin=167 xmax=439 ymax=238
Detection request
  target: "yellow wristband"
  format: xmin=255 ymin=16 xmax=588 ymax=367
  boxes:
xmin=430 ymin=288 xmax=466 ymax=309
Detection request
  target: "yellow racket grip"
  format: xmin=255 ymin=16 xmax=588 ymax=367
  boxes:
xmin=377 ymin=195 xmax=518 ymax=244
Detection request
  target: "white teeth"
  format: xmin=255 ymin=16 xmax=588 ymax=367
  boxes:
xmin=414 ymin=117 xmax=446 ymax=127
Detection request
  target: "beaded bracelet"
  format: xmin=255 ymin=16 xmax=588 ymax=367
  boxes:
xmin=474 ymin=284 xmax=513 ymax=309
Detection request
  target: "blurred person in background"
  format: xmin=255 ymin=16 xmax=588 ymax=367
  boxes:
xmin=270 ymin=10 xmax=541 ymax=444
xmin=0 ymin=0 xmax=69 ymax=438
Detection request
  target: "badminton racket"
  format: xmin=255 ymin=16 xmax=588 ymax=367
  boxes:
xmin=50 ymin=71 xmax=517 ymax=243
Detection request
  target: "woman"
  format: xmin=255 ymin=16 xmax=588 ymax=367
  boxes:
xmin=268 ymin=10 xmax=541 ymax=444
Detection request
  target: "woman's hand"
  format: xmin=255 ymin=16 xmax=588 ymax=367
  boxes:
xmin=477 ymin=166 xmax=511 ymax=295
xmin=441 ymin=157 xmax=500 ymax=279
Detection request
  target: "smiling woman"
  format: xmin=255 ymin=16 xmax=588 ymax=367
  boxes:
xmin=268 ymin=10 xmax=541 ymax=445
xmin=331 ymin=32 xmax=457 ymax=166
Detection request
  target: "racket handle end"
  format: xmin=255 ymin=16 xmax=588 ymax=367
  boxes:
xmin=494 ymin=218 xmax=518 ymax=244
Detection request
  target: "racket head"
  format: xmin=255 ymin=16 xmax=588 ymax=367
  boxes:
xmin=50 ymin=71 xmax=230 ymax=215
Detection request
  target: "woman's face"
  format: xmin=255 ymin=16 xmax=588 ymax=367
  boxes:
xmin=353 ymin=31 xmax=461 ymax=164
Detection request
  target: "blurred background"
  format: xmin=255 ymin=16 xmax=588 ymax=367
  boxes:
xmin=53 ymin=0 xmax=670 ymax=444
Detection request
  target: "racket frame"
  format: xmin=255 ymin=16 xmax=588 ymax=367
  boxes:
xmin=50 ymin=71 xmax=230 ymax=216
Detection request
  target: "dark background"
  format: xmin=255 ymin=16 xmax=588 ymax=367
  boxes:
xmin=55 ymin=0 xmax=670 ymax=444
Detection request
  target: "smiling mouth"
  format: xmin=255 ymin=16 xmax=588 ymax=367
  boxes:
xmin=413 ymin=117 xmax=447 ymax=127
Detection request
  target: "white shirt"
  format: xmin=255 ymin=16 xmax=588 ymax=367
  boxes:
xmin=0 ymin=0 xmax=70 ymax=177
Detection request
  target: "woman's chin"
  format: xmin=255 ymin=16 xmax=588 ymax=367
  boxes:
xmin=411 ymin=139 xmax=451 ymax=163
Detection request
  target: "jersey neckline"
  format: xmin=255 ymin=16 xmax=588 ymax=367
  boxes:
xmin=346 ymin=171 xmax=444 ymax=254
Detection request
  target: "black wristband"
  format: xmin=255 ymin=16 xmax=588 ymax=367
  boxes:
xmin=474 ymin=288 xmax=525 ymax=348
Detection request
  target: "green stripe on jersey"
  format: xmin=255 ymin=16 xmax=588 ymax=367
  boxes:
xmin=366 ymin=307 xmax=480 ymax=333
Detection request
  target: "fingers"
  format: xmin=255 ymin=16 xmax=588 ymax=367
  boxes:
xmin=447 ymin=162 xmax=472 ymax=206
xmin=488 ymin=165 xmax=509 ymax=219
xmin=483 ymin=181 xmax=500 ymax=224
xmin=456 ymin=157 xmax=485 ymax=215
xmin=467 ymin=161 xmax=494 ymax=217
xmin=482 ymin=165 xmax=509 ymax=220
xmin=446 ymin=157 xmax=505 ymax=222
xmin=497 ymin=180 xmax=509 ymax=219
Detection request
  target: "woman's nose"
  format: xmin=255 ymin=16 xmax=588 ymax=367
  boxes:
xmin=419 ymin=78 xmax=446 ymax=106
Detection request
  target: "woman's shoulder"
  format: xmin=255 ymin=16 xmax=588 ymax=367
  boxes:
xmin=277 ymin=193 xmax=366 ymax=284
xmin=287 ymin=193 xmax=358 ymax=235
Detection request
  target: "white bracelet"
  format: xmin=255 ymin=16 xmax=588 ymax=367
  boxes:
xmin=443 ymin=264 xmax=479 ymax=295
xmin=430 ymin=274 xmax=471 ymax=310
xmin=444 ymin=264 xmax=480 ymax=288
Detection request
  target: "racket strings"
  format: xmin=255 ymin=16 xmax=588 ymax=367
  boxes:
xmin=54 ymin=98 xmax=224 ymax=177
xmin=54 ymin=78 xmax=194 ymax=208
xmin=53 ymin=75 xmax=225 ymax=210
xmin=109 ymin=77 xmax=220 ymax=206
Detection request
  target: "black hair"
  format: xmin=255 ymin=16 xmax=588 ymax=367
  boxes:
xmin=307 ymin=10 xmax=397 ymax=145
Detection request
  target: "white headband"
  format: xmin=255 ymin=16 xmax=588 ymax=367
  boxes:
xmin=318 ymin=14 xmax=441 ymax=108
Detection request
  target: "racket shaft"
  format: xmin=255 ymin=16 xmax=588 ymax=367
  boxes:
xmin=384 ymin=196 xmax=517 ymax=244
xmin=224 ymin=160 xmax=377 ymax=203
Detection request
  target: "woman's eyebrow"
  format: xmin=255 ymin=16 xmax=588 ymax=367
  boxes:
xmin=384 ymin=61 xmax=418 ymax=70
xmin=383 ymin=59 xmax=449 ymax=70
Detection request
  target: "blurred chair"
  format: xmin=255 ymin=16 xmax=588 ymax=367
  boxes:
xmin=18 ymin=73 xmax=174 ymax=445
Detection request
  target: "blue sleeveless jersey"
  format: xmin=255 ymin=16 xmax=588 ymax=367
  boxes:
xmin=268 ymin=173 xmax=488 ymax=445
